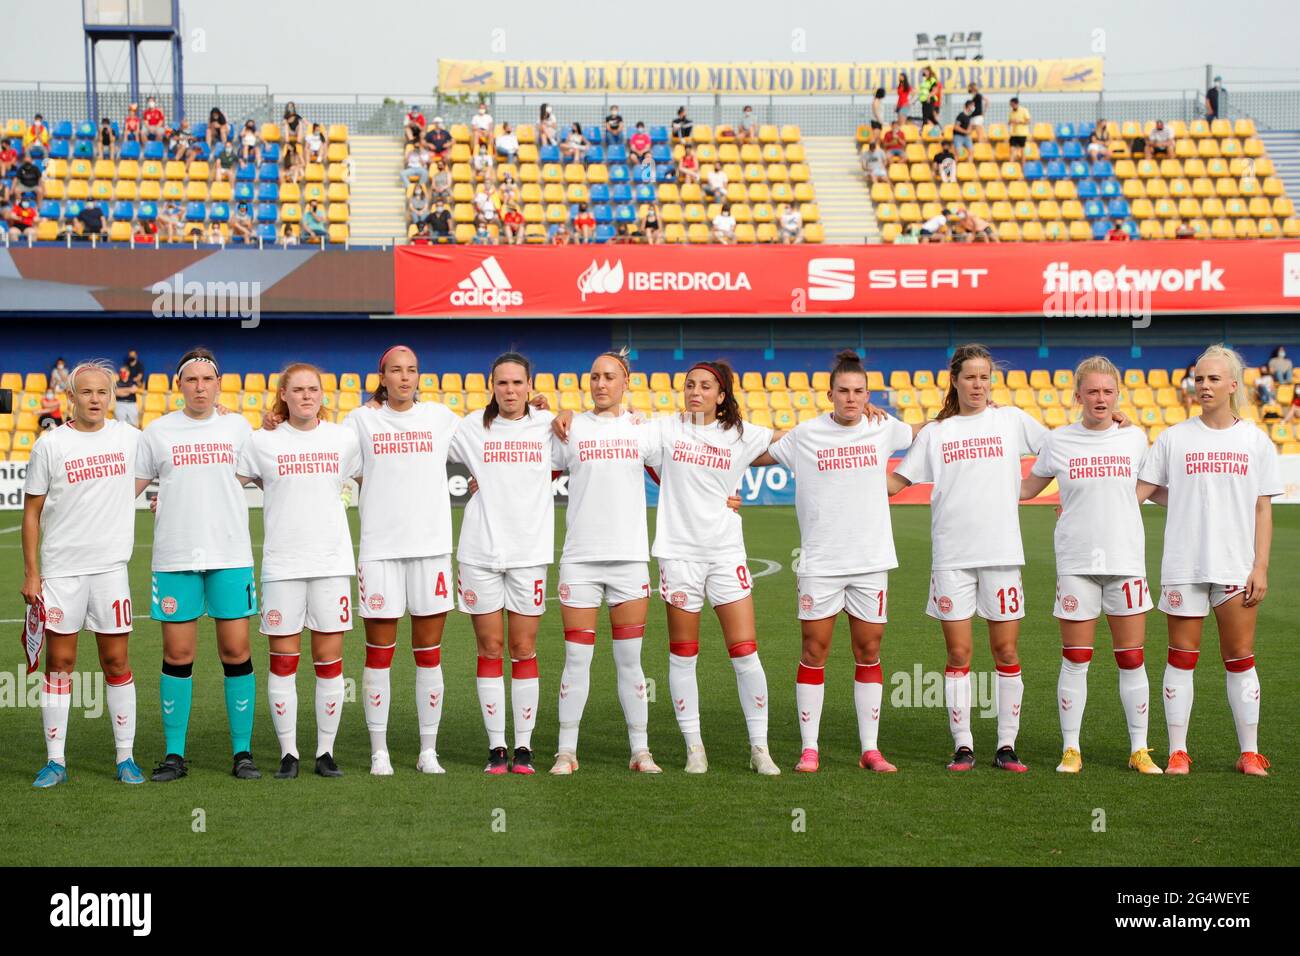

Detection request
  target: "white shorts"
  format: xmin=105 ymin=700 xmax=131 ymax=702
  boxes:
xmin=458 ymin=563 xmax=549 ymax=616
xmin=1055 ymin=574 xmax=1150 ymax=620
xmin=260 ymin=576 xmax=354 ymax=635
xmin=658 ymin=559 xmax=753 ymax=613
xmin=558 ymin=561 xmax=651 ymax=608
xmin=42 ymin=566 xmax=132 ymax=635
xmin=1159 ymin=582 xmax=1245 ymax=618
xmin=357 ymin=555 xmax=454 ymax=619
xmin=797 ymin=571 xmax=888 ymax=622
xmin=928 ymin=566 xmax=1024 ymax=622
xmin=971 ymin=115 xmax=986 ymax=127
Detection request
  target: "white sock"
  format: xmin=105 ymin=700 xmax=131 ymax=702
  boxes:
xmin=730 ymin=645 xmax=769 ymax=748
xmin=362 ymin=643 xmax=394 ymax=755
xmin=945 ymin=667 xmax=973 ymax=751
xmin=414 ymin=647 xmax=444 ymax=754
xmin=267 ymin=652 xmax=299 ymax=759
xmin=557 ymin=631 xmax=595 ymax=754
xmin=668 ymin=642 xmax=702 ymax=747
xmin=511 ymin=656 xmax=540 ymax=750
xmin=1115 ymin=648 xmax=1149 ymax=751
xmin=1225 ymin=657 xmax=1261 ymax=753
xmin=41 ymin=674 xmax=71 ymax=764
xmin=795 ymin=662 xmax=824 ymax=750
xmin=1058 ymin=649 xmax=1091 ymax=751
xmin=996 ymin=665 xmax=1024 ymax=750
xmin=477 ymin=657 xmax=507 ymax=749
xmin=1163 ymin=648 xmax=1198 ymax=754
xmin=106 ymin=673 xmax=136 ymax=763
xmin=314 ymin=659 xmax=344 ymax=757
xmin=854 ymin=661 xmax=884 ymax=752
xmin=612 ymin=630 xmax=649 ymax=754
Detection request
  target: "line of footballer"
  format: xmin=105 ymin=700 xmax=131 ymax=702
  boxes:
xmin=19 ymin=339 xmax=1280 ymax=787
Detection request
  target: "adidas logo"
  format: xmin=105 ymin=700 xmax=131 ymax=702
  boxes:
xmin=450 ymin=255 xmax=523 ymax=308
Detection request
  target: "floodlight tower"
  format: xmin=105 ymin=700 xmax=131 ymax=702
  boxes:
xmin=83 ymin=0 xmax=185 ymax=123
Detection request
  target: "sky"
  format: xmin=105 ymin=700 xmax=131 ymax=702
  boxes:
xmin=9 ymin=0 xmax=1300 ymax=98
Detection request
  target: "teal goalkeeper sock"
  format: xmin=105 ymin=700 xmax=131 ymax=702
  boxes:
xmin=159 ymin=666 xmax=193 ymax=757
xmin=223 ymin=660 xmax=256 ymax=755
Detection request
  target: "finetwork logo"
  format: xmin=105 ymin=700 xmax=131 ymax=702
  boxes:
xmin=450 ymin=256 xmax=523 ymax=308
xmin=577 ymin=259 xmax=751 ymax=300
xmin=1284 ymin=252 xmax=1300 ymax=297
xmin=806 ymin=257 xmax=855 ymax=301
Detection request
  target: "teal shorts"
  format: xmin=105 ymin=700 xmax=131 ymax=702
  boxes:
xmin=151 ymin=567 xmax=258 ymax=622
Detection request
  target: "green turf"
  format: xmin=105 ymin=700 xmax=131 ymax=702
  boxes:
xmin=1 ymin=505 xmax=1295 ymax=866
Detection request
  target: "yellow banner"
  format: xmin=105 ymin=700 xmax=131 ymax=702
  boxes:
xmin=438 ymin=59 xmax=1104 ymax=96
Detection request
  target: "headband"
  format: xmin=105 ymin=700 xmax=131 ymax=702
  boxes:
xmin=688 ymin=362 xmax=725 ymax=388
xmin=177 ymin=356 xmax=218 ymax=377
xmin=378 ymin=344 xmax=415 ymax=373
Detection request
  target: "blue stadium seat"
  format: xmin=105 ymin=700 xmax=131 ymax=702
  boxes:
xmin=1075 ymin=122 xmax=1095 ymax=140
xmin=136 ymin=201 xmax=157 ymax=221
xmin=650 ymin=126 xmax=669 ymax=144
xmin=53 ymin=121 xmax=73 ymax=140
xmin=1107 ymin=198 xmax=1130 ymax=218
xmin=582 ymin=125 xmax=600 ymax=143
xmin=634 ymin=183 xmax=655 ymax=203
xmin=76 ymin=121 xmax=96 ymax=140
xmin=31 ymin=158 xmax=46 ymax=172
xmin=38 ymin=200 xmax=61 ymax=219
xmin=538 ymin=144 xmax=561 ymax=164
xmin=1100 ymin=179 xmax=1121 ymax=198
xmin=73 ymin=141 xmax=94 ymax=159
xmin=184 ymin=201 xmax=207 ymax=221
xmin=1044 ymin=159 xmax=1067 ymax=180
xmin=119 ymin=140 xmax=141 ymax=160
xmin=233 ymin=182 xmax=255 ymax=202
xmin=256 ymin=182 xmax=279 ymax=202
xmin=608 ymin=165 xmax=629 ymax=183
xmin=605 ymin=144 xmax=627 ymax=164
xmin=1091 ymin=219 xmax=1110 ymax=239
xmin=1122 ymin=219 xmax=1139 ymax=239
xmin=256 ymin=223 xmax=277 ymax=242
xmin=255 ymin=203 xmax=278 ymax=223
xmin=655 ymin=164 xmax=675 ymax=183
xmin=1038 ymin=141 xmax=1060 ymax=161
xmin=1068 ymin=160 xmax=1089 ymax=179
xmin=261 ymin=143 xmax=280 ymax=164
xmin=1084 ymin=199 xmax=1106 ymax=219
xmin=593 ymin=204 xmax=612 ymax=223
xmin=594 ymin=223 xmax=616 ymax=242
xmin=1055 ymin=123 xmax=1075 ymax=140
xmin=611 ymin=183 xmax=633 ymax=203
xmin=236 ymin=162 xmax=256 ymax=182
xmin=257 ymin=163 xmax=279 ymax=182
xmin=109 ymin=201 xmax=134 ymax=220
xmin=143 ymin=141 xmax=165 ymax=160
xmin=1090 ymin=159 xmax=1113 ymax=178
xmin=1076 ymin=179 xmax=1099 ymax=199
xmin=588 ymin=183 xmax=610 ymax=202
xmin=49 ymin=140 xmax=69 ymax=160
xmin=191 ymin=142 xmax=210 ymax=161
xmin=1022 ymin=160 xmax=1044 ymax=180
xmin=209 ymin=202 xmax=230 ymax=222
xmin=584 ymin=145 xmax=604 ymax=164
xmin=633 ymin=165 xmax=653 ymax=183
xmin=614 ymin=203 xmax=635 ymax=223
xmin=64 ymin=200 xmax=85 ymax=219
xmin=650 ymin=144 xmax=671 ymax=164
xmin=1062 ymin=140 xmax=1084 ymax=161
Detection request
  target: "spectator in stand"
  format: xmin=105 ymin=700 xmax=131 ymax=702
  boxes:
xmin=124 ymin=350 xmax=145 ymax=392
xmin=539 ymin=103 xmax=559 ymax=146
xmin=869 ymin=88 xmax=886 ymax=145
xmin=918 ymin=209 xmax=950 ymax=242
xmin=495 ymin=122 xmax=519 ymax=164
xmin=472 ymin=142 xmax=496 ymax=186
xmin=142 ymin=97 xmax=166 ymax=141
xmin=410 ymin=219 xmax=434 ymax=243
xmin=1107 ymin=218 xmax=1129 ymax=241
xmin=38 ymin=389 xmax=63 ymax=429
xmin=1129 ymin=130 xmax=1147 ymax=161
xmin=402 ymin=143 xmax=432 ymax=186
xmin=1146 ymin=120 xmax=1174 ymax=160
xmin=922 ymin=69 xmax=943 ymax=135
xmin=1205 ymin=76 xmax=1224 ymax=121
xmin=168 ymin=119 xmax=195 ymax=161
xmin=238 ymin=119 xmax=261 ymax=165
xmin=230 ymin=201 xmax=255 ymax=242
xmin=304 ymin=123 xmax=326 ymax=164
xmin=551 ymin=221 xmax=572 ymax=245
xmin=703 ymin=164 xmax=728 ymax=201
xmin=561 ymin=122 xmax=588 ymax=163
xmin=604 ymin=105 xmax=625 ymax=146
xmin=95 ymin=117 xmax=118 ymax=161
xmin=114 ymin=367 xmax=139 ymax=427
xmin=1179 ymin=363 xmax=1197 ymax=412
xmin=861 ymin=142 xmax=888 ymax=183
xmin=74 ymin=201 xmax=108 ymax=241
xmin=1007 ymin=97 xmax=1031 ymax=164
xmin=896 ymin=73 xmax=911 ymax=122
xmin=1086 ymin=123 xmax=1111 ymax=161
xmin=404 ymin=104 xmax=426 ymax=146
xmin=497 ymin=171 xmax=518 ymax=204
xmin=8 ymin=195 xmax=37 ymax=240
xmin=302 ymin=200 xmax=327 ymax=242
xmin=11 ymin=152 xmax=43 ymax=202
xmin=282 ymin=102 xmax=305 ymax=146
xmin=157 ymin=199 xmax=183 ymax=242
xmin=281 ymin=142 xmax=306 ymax=184
xmin=932 ymin=140 xmax=957 ymax=183
xmin=1284 ymin=390 xmax=1300 ymax=425
xmin=407 ymin=183 xmax=429 ymax=228
xmin=23 ymin=113 xmax=50 ymax=157
xmin=429 ymin=160 xmax=452 ymax=204
xmin=737 ymin=105 xmax=758 ymax=144
xmin=472 ymin=220 xmax=492 ymax=245
xmin=967 ymin=83 xmax=986 ymax=141
xmin=214 ymin=139 xmax=238 ymax=185
xmin=672 ymin=106 xmax=694 ymax=141
xmin=778 ymin=203 xmax=803 ymax=243
xmin=502 ymin=202 xmax=525 ymax=245
xmin=711 ymin=203 xmax=736 ymax=244
xmin=1268 ymin=346 xmax=1293 ymax=384
xmin=882 ymin=120 xmax=907 ymax=164
xmin=678 ymin=144 xmax=700 ymax=184
xmin=123 ymin=103 xmax=143 ymax=145
xmin=205 ymin=220 xmax=225 ymax=244
xmin=206 ymin=107 xmax=230 ymax=148
xmin=280 ymin=222 xmax=301 ymax=245
xmin=424 ymin=116 xmax=452 ymax=162
xmin=49 ymin=358 xmax=72 ymax=395
xmin=1255 ymin=367 xmax=1278 ymax=409
xmin=952 ymin=101 xmax=975 ymax=160
xmin=429 ymin=198 xmax=453 ymax=243
xmin=638 ymin=201 xmax=662 ymax=244
xmin=472 ymin=183 xmax=498 ymax=224
xmin=573 ymin=202 xmax=596 ymax=244
xmin=629 ymin=122 xmax=652 ymax=165
xmin=471 ymin=102 xmax=495 ymax=150
xmin=0 ymin=139 xmax=16 ymax=178
xmin=955 ymin=205 xmax=998 ymax=242
xmin=1175 ymin=219 xmax=1196 ymax=239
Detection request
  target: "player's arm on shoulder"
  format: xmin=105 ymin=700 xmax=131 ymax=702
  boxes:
xmin=552 ymin=409 xmax=574 ymax=441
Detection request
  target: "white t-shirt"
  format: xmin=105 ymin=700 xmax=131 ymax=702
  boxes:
xmin=1031 ymin=422 xmax=1149 ymax=576
xmin=769 ymin=413 xmax=914 ymax=576
xmin=895 ymin=406 xmax=1048 ymax=570
xmin=24 ymin=420 xmax=139 ymax=578
xmin=552 ymin=411 xmax=662 ymax=564
xmin=450 ymin=408 xmax=557 ymax=570
xmin=136 ymin=410 xmax=254 ymax=572
xmin=1138 ymin=417 xmax=1283 ymax=584
xmin=346 ymin=402 xmax=460 ymax=562
xmin=713 ymin=213 xmax=736 ymax=234
xmin=649 ymin=416 xmax=773 ymax=562
xmin=471 ymin=112 xmax=494 ymax=131
xmin=238 ymin=421 xmax=361 ymax=581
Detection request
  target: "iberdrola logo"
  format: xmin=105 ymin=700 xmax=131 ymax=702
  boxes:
xmin=578 ymin=260 xmax=624 ymax=300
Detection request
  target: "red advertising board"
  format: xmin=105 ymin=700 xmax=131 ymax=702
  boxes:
xmin=394 ymin=240 xmax=1300 ymax=317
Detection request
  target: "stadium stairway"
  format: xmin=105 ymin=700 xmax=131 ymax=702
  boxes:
xmin=1257 ymin=130 xmax=1300 ymax=207
xmin=347 ymin=134 xmax=408 ymax=244
xmin=800 ymin=136 xmax=878 ymax=243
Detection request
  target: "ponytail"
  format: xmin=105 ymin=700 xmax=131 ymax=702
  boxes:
xmin=690 ymin=359 xmax=743 ymax=434
xmin=484 ymin=351 xmax=532 ymax=429
xmin=937 ymin=343 xmax=996 ymax=421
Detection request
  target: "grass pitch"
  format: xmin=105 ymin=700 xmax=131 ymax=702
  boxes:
xmin=0 ymin=506 xmax=1295 ymax=866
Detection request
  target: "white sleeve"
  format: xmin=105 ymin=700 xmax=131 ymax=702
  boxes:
xmin=549 ymin=433 xmax=568 ymax=470
xmin=743 ymin=423 xmax=775 ymax=463
xmin=22 ymin=439 xmax=51 ymax=495
xmin=894 ymin=425 xmax=934 ymax=484
xmin=236 ymin=440 xmax=261 ymax=480
xmin=341 ymin=430 xmax=363 ymax=481
xmin=447 ymin=416 xmax=473 ymax=466
xmin=134 ymin=430 xmax=158 ymax=480
xmin=1015 ymin=407 xmax=1049 ymax=455
xmin=1030 ymin=432 xmax=1055 ymax=478
xmin=888 ymin=417 xmax=914 ymax=455
xmin=1257 ymin=435 xmax=1284 ymax=497
xmin=1137 ymin=430 xmax=1171 ymax=486
xmin=636 ymin=418 xmax=664 ymax=469
xmin=767 ymin=428 xmax=795 ymax=469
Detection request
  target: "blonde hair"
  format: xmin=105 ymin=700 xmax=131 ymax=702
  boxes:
xmin=1195 ymin=343 xmax=1247 ymax=416
xmin=1072 ymin=354 xmax=1121 ymax=402
xmin=67 ymin=359 xmax=118 ymax=413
